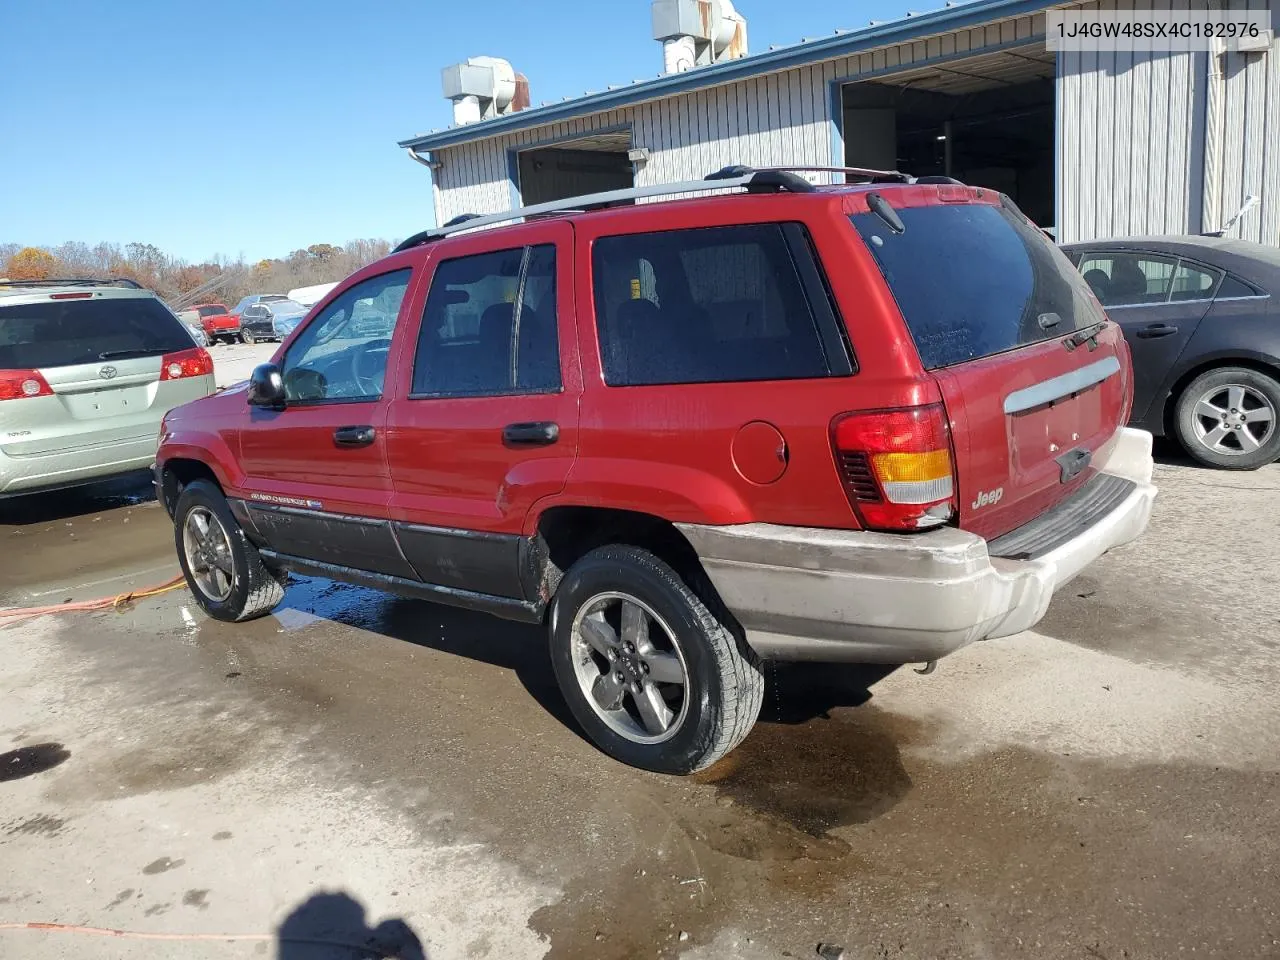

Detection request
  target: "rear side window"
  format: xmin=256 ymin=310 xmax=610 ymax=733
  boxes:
xmin=0 ymin=297 xmax=192 ymax=369
xmin=1217 ymin=275 xmax=1262 ymax=299
xmin=1170 ymin=261 xmax=1222 ymax=301
xmin=852 ymin=202 xmax=1105 ymax=370
xmin=412 ymin=244 xmax=561 ymax=397
xmin=592 ymin=223 xmax=850 ymax=386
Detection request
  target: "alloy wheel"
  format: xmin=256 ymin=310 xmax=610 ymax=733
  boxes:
xmin=570 ymin=592 xmax=690 ymax=744
xmin=1191 ymin=383 xmax=1276 ymax=456
xmin=182 ymin=506 xmax=235 ymax=601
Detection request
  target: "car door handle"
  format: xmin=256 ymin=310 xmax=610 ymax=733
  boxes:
xmin=502 ymin=421 xmax=559 ymax=447
xmin=1135 ymin=323 xmax=1179 ymax=339
xmin=333 ymin=425 xmax=376 ymax=447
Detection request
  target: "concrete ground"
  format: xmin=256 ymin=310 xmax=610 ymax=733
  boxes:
xmin=1 ymin=352 xmax=1277 ymax=958
xmin=207 ymin=341 xmax=278 ymax=389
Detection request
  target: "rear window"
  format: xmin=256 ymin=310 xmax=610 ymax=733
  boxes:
xmin=0 ymin=297 xmax=192 ymax=369
xmin=592 ymin=223 xmax=851 ymax=386
xmin=851 ymin=201 xmax=1105 ymax=370
xmin=196 ymin=305 xmax=225 ymax=317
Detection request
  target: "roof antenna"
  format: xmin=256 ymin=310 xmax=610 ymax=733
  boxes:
xmin=1206 ymin=194 xmax=1259 ymax=237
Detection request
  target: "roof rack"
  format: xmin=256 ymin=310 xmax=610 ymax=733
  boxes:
xmin=393 ymin=167 xmax=817 ymax=252
xmin=0 ymin=276 xmax=143 ymax=289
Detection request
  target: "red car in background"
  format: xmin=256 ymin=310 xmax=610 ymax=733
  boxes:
xmin=192 ymin=303 xmax=239 ymax=343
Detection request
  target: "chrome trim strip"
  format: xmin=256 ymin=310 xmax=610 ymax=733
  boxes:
xmin=1003 ymin=356 xmax=1121 ymax=414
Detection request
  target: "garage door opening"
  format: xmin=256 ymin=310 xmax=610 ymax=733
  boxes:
xmin=516 ymin=131 xmax=635 ymax=206
xmin=841 ymin=45 xmax=1056 ymax=227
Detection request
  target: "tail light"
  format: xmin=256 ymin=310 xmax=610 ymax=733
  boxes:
xmin=160 ymin=347 xmax=213 ymax=381
xmin=0 ymin=369 xmax=53 ymax=401
xmin=1117 ymin=335 xmax=1135 ymax=426
xmin=831 ymin=404 xmax=957 ymax=531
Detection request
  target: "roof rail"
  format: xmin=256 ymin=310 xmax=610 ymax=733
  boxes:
xmin=392 ymin=167 xmax=816 ymax=253
xmin=0 ymin=276 xmax=143 ymax=289
xmin=745 ymin=164 xmax=915 ymax=183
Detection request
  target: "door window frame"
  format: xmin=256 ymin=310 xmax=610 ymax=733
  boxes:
xmin=407 ymin=243 xmax=565 ymax=401
xmin=277 ymin=265 xmax=416 ymax=407
xmin=1073 ymin=249 xmax=1265 ymax=309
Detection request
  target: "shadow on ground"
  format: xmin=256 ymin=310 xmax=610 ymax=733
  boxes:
xmin=0 ymin=471 xmax=155 ymax=526
xmin=277 ymin=890 xmax=426 ymax=959
xmin=268 ymin=576 xmax=898 ymax=743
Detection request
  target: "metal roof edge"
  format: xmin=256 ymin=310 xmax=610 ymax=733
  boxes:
xmin=397 ymin=0 xmax=1060 ymax=151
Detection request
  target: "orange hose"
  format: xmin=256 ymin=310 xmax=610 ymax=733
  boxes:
xmin=0 ymin=574 xmax=187 ymax=625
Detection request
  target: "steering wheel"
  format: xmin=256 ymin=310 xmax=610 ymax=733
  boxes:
xmin=351 ymin=339 xmax=392 ymax=396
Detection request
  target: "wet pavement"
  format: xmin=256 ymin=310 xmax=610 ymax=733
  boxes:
xmin=1 ymin=453 xmax=1278 ymax=959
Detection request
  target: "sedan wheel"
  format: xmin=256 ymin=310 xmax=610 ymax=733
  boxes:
xmin=1176 ymin=366 xmax=1280 ymax=470
xmin=1191 ymin=383 xmax=1275 ymax=456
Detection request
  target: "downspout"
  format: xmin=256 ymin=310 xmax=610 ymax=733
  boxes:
xmin=1202 ymin=35 xmax=1225 ymax=234
xmin=406 ymin=147 xmax=444 ymax=232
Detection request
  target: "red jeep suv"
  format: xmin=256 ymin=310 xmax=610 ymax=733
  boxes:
xmin=155 ymin=168 xmax=1156 ymax=774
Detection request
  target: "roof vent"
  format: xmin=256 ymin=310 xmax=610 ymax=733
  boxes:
xmin=651 ymin=0 xmax=749 ymax=75
xmin=442 ymin=56 xmax=530 ymax=126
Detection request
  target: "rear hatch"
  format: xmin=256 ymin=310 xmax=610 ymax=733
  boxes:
xmin=0 ymin=294 xmax=205 ymax=457
xmin=851 ymin=189 xmax=1130 ymax=540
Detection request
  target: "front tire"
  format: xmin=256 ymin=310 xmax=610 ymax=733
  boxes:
xmin=174 ymin=479 xmax=285 ymax=622
xmin=1175 ymin=366 xmax=1280 ymax=470
xmin=548 ymin=545 xmax=763 ymax=774
xmin=240 ymin=329 xmax=256 ymax=345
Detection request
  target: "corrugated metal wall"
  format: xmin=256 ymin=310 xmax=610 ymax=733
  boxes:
xmin=1056 ymin=0 xmax=1205 ymax=243
xmin=433 ymin=2 xmax=1280 ymax=248
xmin=1214 ymin=0 xmax=1280 ymax=244
xmin=1057 ymin=0 xmax=1280 ymax=246
xmin=431 ymin=12 xmax=1045 ymax=224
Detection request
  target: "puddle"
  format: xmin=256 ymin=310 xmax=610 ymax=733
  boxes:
xmin=0 ymin=743 xmax=70 ymax=782
xmin=530 ymin=707 xmax=924 ymax=959
xmin=686 ymin=708 xmax=920 ymax=860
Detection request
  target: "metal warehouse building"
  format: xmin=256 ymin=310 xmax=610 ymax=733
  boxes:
xmin=398 ymin=0 xmax=1280 ymax=246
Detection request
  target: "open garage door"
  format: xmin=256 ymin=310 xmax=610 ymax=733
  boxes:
xmin=842 ymin=44 xmax=1056 ymax=228
xmin=517 ymin=130 xmax=635 ymax=206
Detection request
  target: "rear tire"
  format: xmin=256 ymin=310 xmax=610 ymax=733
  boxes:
xmin=174 ymin=479 xmax=285 ymax=622
xmin=1175 ymin=366 xmax=1280 ymax=470
xmin=241 ymin=329 xmax=255 ymax=345
xmin=548 ymin=545 xmax=763 ymax=774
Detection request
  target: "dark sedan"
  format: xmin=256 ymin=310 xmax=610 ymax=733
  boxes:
xmin=237 ymin=298 xmax=308 ymax=344
xmin=1063 ymin=235 xmax=1280 ymax=470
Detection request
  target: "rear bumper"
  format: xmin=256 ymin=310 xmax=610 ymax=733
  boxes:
xmin=677 ymin=427 xmax=1156 ymax=664
xmin=0 ymin=436 xmax=160 ymax=497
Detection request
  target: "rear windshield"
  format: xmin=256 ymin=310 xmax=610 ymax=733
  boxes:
xmin=851 ymin=201 xmax=1105 ymax=369
xmin=0 ymin=297 xmax=193 ymax=369
xmin=196 ymin=305 xmax=225 ymax=317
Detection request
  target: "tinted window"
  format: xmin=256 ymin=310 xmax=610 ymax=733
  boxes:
xmin=1077 ymin=252 xmax=1178 ymax=306
xmin=592 ymin=224 xmax=836 ymax=386
xmin=1217 ymin=275 xmax=1261 ymax=299
xmin=853 ymin=203 xmax=1105 ymax=370
xmin=412 ymin=244 xmax=561 ymax=397
xmin=281 ymin=269 xmax=411 ymax=402
xmin=1170 ymin=261 xmax=1222 ymax=301
xmin=0 ymin=296 xmax=192 ymax=369
xmin=196 ymin=305 xmax=224 ymax=318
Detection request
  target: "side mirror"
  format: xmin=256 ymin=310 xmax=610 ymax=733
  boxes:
xmin=247 ymin=363 xmax=286 ymax=409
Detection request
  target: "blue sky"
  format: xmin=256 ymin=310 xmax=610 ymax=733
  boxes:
xmin=1 ymin=0 xmax=921 ymax=263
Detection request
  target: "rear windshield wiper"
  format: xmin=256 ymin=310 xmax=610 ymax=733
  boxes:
xmin=98 ymin=349 xmax=164 ymax=360
xmin=1063 ymin=321 xmax=1106 ymax=352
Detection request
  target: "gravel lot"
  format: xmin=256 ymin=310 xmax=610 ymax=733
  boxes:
xmin=0 ymin=356 xmax=1277 ymax=959
xmin=207 ymin=340 xmax=278 ymax=389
